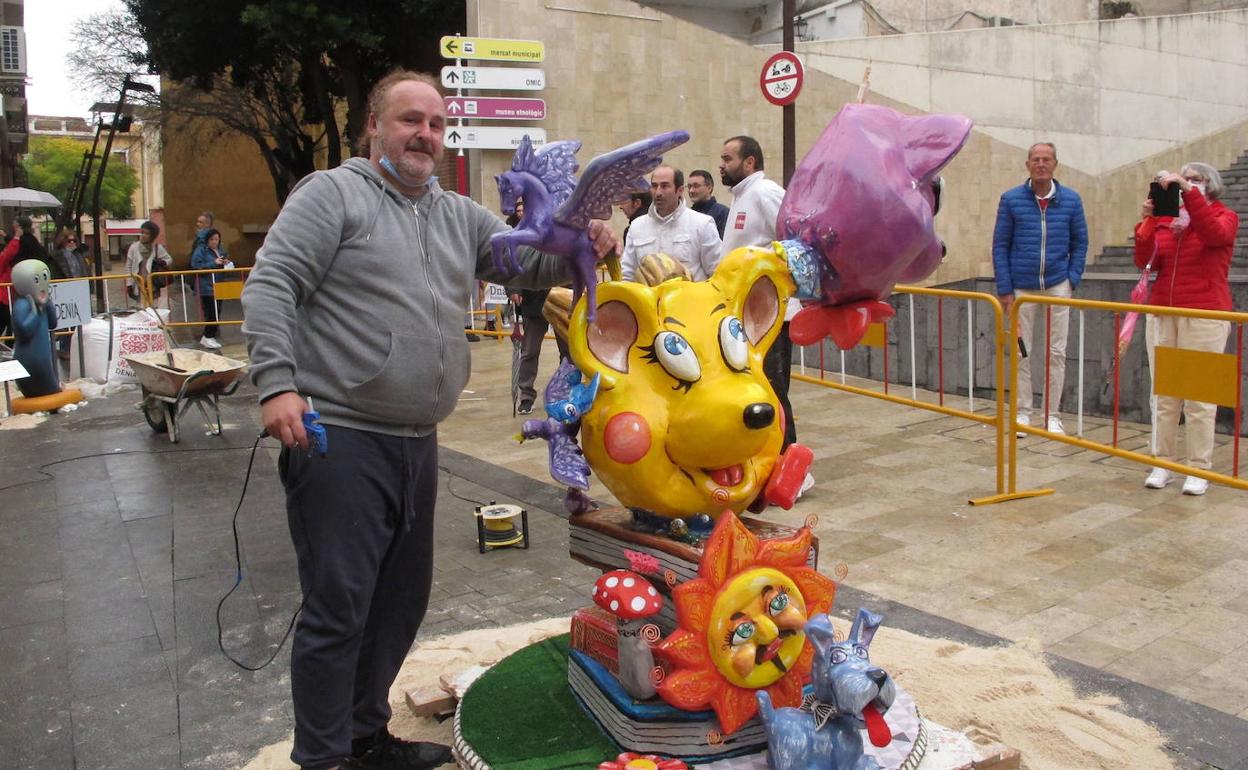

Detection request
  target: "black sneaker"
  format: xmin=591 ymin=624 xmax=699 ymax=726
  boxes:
xmin=345 ymin=728 xmax=453 ymax=769
xmin=517 ymin=401 xmax=534 ymax=415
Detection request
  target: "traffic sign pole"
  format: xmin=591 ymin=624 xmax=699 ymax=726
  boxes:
xmin=451 ymin=35 xmax=468 ymax=196
xmin=783 ymin=0 xmax=795 ymax=185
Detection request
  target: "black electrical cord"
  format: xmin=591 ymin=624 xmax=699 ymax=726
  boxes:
xmin=215 ymin=433 xmax=305 ymax=671
xmin=0 ymin=443 xmax=259 ymax=492
xmin=1 ymin=436 xmax=302 ymax=670
xmin=445 ymin=473 xmax=490 ymax=507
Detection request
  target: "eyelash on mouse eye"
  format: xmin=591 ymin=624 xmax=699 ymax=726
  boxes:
xmin=638 ymin=343 xmax=696 ymax=392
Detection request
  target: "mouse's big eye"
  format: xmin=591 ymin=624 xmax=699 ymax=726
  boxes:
xmin=653 ymin=331 xmax=701 ymax=384
xmin=719 ymin=316 xmax=748 ymax=371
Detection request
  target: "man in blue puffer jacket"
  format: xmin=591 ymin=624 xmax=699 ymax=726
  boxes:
xmin=992 ymin=142 xmax=1088 ymax=436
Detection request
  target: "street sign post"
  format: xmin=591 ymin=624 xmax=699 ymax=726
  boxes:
xmin=445 ymin=127 xmax=548 ymax=151
xmin=760 ymin=51 xmax=804 ymax=106
xmin=440 ymin=36 xmax=545 ymax=62
xmin=444 ymin=96 xmax=546 ymax=120
xmin=441 ymin=66 xmax=545 ymax=91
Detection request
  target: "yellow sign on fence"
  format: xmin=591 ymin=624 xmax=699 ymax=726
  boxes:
xmin=861 ymin=322 xmax=887 ymax=349
xmin=440 ymin=36 xmax=545 ymax=63
xmin=1154 ymin=346 xmax=1240 ymax=407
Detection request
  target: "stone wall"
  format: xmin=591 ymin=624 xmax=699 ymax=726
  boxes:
xmin=787 ymin=10 xmax=1248 ymax=282
xmin=158 ymin=102 xmax=281 ymax=267
xmin=866 ymin=0 xmax=1098 ymax=29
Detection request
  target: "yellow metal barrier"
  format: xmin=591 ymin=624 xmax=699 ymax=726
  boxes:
xmin=148 ymin=267 xmax=251 ymax=329
xmin=1004 ymin=294 xmax=1248 ymax=497
xmin=467 ymin=307 xmax=508 ymax=341
xmin=793 ymin=285 xmax=1011 ymax=501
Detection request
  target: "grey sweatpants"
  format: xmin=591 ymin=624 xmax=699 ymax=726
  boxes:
xmin=280 ymin=425 xmax=438 ymax=770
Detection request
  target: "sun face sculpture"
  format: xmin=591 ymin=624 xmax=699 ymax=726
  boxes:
xmin=654 ymin=511 xmax=836 ymax=735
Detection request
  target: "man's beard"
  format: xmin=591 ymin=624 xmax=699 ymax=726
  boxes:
xmin=721 ymin=170 xmax=742 ymax=187
xmin=379 ymin=135 xmax=437 ymax=186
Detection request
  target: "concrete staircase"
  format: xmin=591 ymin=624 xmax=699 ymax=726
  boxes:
xmin=1090 ymin=150 xmax=1248 ymax=274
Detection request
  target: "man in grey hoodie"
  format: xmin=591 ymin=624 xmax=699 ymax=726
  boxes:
xmin=241 ymin=70 xmax=617 ymax=770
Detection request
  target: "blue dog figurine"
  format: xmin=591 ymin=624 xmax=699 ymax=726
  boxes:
xmin=756 ymin=609 xmax=896 ymax=770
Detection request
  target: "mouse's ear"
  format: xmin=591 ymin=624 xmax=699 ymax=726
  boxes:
xmin=713 ymin=244 xmax=794 ymax=366
xmin=568 ymin=284 xmax=656 ymax=389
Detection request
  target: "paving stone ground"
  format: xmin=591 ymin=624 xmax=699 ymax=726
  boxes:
xmin=1 ymin=330 xmax=1246 ymax=769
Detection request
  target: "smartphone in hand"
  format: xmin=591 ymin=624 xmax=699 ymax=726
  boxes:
xmin=1148 ymin=181 xmax=1181 ymax=217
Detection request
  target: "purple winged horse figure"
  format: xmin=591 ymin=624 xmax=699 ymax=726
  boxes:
xmin=490 ymin=130 xmax=689 ymax=320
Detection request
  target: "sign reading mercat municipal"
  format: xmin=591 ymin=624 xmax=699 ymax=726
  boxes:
xmin=440 ymin=36 xmax=545 ymax=63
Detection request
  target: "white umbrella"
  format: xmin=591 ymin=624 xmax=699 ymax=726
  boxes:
xmin=0 ymin=187 xmax=62 ymax=208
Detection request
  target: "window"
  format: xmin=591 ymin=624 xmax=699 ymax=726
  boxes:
xmin=0 ymin=26 xmax=25 ymax=74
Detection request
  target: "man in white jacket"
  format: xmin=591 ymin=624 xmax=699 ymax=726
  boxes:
xmin=720 ymin=136 xmax=811 ymax=493
xmin=720 ymin=136 xmax=785 ymax=255
xmin=620 ymin=166 xmax=722 ymax=281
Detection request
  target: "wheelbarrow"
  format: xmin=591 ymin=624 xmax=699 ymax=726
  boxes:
xmin=125 ymin=349 xmax=248 ymax=443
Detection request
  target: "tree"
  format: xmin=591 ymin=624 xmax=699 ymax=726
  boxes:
xmin=98 ymin=0 xmax=466 ymax=203
xmin=23 ymin=137 xmax=139 ymax=219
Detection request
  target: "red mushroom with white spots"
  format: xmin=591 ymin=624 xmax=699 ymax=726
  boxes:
xmin=593 ymin=569 xmax=664 ymax=700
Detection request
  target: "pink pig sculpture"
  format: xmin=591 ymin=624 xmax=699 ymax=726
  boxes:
xmin=778 ymin=103 xmax=973 ymax=350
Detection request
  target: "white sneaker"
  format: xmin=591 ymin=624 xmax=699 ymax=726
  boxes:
xmin=1046 ymin=416 xmax=1065 ymax=435
xmin=797 ymin=472 xmax=815 ymax=500
xmin=1144 ymin=467 xmax=1172 ymax=489
xmin=1182 ymin=475 xmax=1209 ymax=496
xmin=798 ymin=471 xmax=818 ymax=501
xmin=1015 ymin=413 xmax=1030 ymax=438
xmin=200 ymin=336 xmax=222 ymax=350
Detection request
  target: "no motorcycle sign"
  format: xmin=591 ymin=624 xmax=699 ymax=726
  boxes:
xmin=760 ymin=51 xmax=804 ymax=106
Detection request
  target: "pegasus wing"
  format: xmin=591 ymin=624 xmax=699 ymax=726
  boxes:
xmin=554 ymin=129 xmax=690 ymax=230
xmin=535 ymin=140 xmax=582 ymax=212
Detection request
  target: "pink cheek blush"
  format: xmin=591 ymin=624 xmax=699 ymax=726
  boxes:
xmin=604 ymin=412 xmax=651 ymax=464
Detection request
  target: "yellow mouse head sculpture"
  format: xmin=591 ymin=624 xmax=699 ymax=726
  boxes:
xmin=568 ymin=246 xmax=795 ymax=519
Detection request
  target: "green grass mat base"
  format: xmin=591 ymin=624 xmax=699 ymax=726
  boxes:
xmin=458 ymin=634 xmax=620 ymax=769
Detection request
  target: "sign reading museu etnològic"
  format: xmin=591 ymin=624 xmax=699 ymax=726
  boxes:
xmin=444 ymin=97 xmax=546 ymax=121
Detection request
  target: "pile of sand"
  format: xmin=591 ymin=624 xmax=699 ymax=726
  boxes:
xmin=860 ymin=619 xmax=1173 ymax=770
xmin=239 ymin=616 xmax=1173 ymax=770
xmin=0 ymin=412 xmax=48 ymax=430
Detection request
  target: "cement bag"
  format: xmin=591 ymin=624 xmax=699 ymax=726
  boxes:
xmin=69 ymin=317 xmax=111 ymax=382
xmin=111 ymin=309 xmax=170 ymax=383
xmin=69 ymin=309 xmax=170 ymax=384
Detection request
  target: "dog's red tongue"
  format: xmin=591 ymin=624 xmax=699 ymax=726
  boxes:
xmin=863 ymin=704 xmax=891 ymax=747
xmin=708 ymin=465 xmax=744 ymax=487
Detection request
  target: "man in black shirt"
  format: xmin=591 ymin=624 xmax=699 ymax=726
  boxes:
xmin=686 ymin=169 xmax=729 ymax=237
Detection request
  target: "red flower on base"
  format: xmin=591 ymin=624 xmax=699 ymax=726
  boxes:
xmin=598 ymin=752 xmax=689 ymax=770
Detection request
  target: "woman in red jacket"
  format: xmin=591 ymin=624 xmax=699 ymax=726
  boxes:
xmin=1134 ymin=163 xmax=1239 ymax=495
xmin=0 ymin=218 xmax=27 ymax=340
